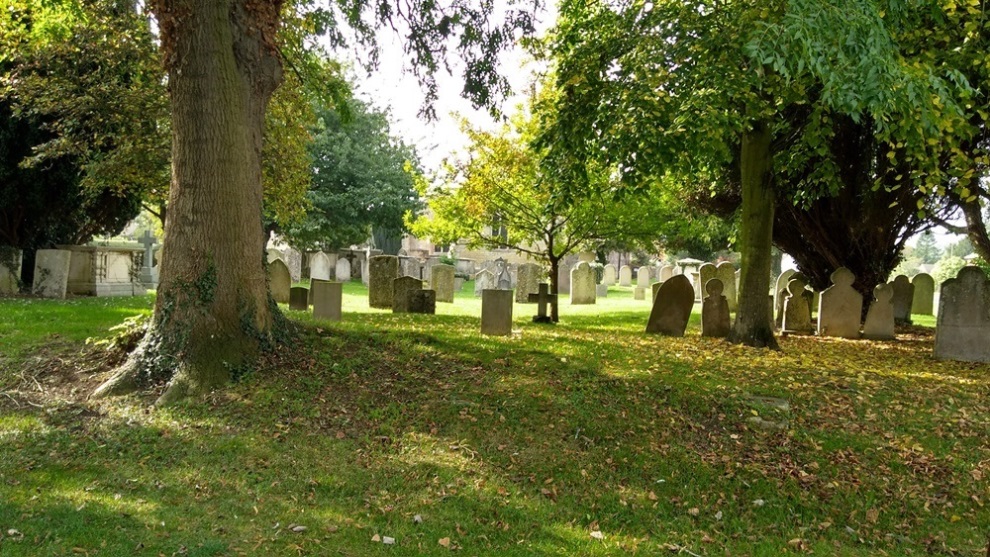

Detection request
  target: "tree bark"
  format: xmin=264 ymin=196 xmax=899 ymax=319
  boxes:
xmin=94 ymin=0 xmax=285 ymax=404
xmin=548 ymin=252 xmax=560 ymax=323
xmin=728 ymin=122 xmax=779 ymax=349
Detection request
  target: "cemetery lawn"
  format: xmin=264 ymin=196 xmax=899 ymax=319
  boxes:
xmin=1 ymin=282 xmax=987 ymax=556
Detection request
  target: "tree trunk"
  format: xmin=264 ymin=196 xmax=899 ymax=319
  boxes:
xmin=959 ymin=197 xmax=990 ymax=263
xmin=548 ymin=252 xmax=560 ymax=323
xmin=728 ymin=122 xmax=779 ymax=349
xmin=94 ymin=0 xmax=285 ymax=404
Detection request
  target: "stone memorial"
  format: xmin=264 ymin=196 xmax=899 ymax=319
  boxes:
xmin=399 ymin=256 xmax=422 ymax=279
xmin=658 ymin=265 xmax=674 ymax=282
xmin=618 ymin=265 xmax=632 ymax=287
xmin=715 ymin=262 xmax=737 ymax=311
xmin=312 ymin=281 xmax=342 ymax=322
xmin=701 ymin=278 xmax=730 ymax=338
xmin=59 ymin=244 xmax=147 ymax=297
xmin=368 ymin=255 xmax=399 ymax=309
xmin=637 ymin=266 xmax=652 ymax=288
xmin=516 ymin=263 xmax=541 ymax=303
xmin=890 ymin=274 xmax=914 ymax=325
xmin=817 ymin=267 xmax=863 ymax=339
xmin=912 ymin=273 xmax=935 ymax=316
xmin=651 ymin=281 xmax=662 ymax=301
xmin=0 ymin=247 xmax=22 ymax=295
xmin=289 ymin=286 xmax=309 ymax=311
xmin=137 ymin=230 xmax=158 ymax=286
xmin=570 ymin=262 xmax=596 ymax=304
xmin=474 ymin=269 xmax=494 ymax=297
xmin=782 ymin=276 xmax=814 ymax=334
xmin=393 ymin=276 xmax=425 ymax=313
xmin=410 ymin=289 xmax=437 ymax=314
xmin=335 ymin=257 xmax=352 ymax=281
xmin=481 ymin=289 xmax=514 ymax=336
xmin=557 ymin=263 xmax=572 ymax=295
xmin=699 ymin=263 xmax=717 ymax=296
xmin=431 ymin=264 xmax=456 ymax=303
xmin=634 ymin=287 xmax=646 ymax=300
xmin=603 ymin=264 xmax=617 ymax=286
xmin=646 ymin=275 xmax=694 ymax=336
xmin=528 ymin=283 xmax=558 ymax=323
xmin=934 ymin=267 xmax=990 ymax=363
xmin=596 ymin=283 xmax=608 ymax=298
xmin=310 ymin=252 xmax=332 ymax=281
xmin=494 ymin=258 xmax=513 ymax=290
xmin=774 ymin=269 xmax=798 ymax=327
xmin=269 ymin=259 xmax=292 ymax=304
xmin=862 ymin=283 xmax=895 ymax=340
xmin=32 ymin=249 xmax=71 ymax=299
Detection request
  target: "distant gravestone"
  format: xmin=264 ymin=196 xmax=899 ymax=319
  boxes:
xmin=602 ymin=264 xmax=617 ymax=286
xmin=782 ymin=276 xmax=814 ymax=334
xmin=557 ymin=263 xmax=572 ymax=295
xmin=570 ymin=262 xmax=596 ymax=305
xmin=393 ymin=276 xmax=425 ymax=313
xmin=529 ymin=283 xmax=558 ymax=323
xmin=368 ymin=255 xmax=399 ymax=309
xmin=890 ymin=274 xmax=914 ymax=325
xmin=431 ymin=264 xmax=456 ymax=303
xmin=817 ymin=267 xmax=863 ymax=339
xmin=636 ymin=266 xmax=652 ymax=288
xmin=494 ymin=258 xmax=512 ymax=290
xmin=715 ymin=262 xmax=737 ymax=311
xmin=912 ymin=273 xmax=935 ymax=316
xmin=289 ymin=286 xmax=309 ymax=311
xmin=310 ymin=252 xmax=332 ymax=281
xmin=481 ymin=289 xmax=514 ymax=336
xmin=410 ymin=289 xmax=436 ymax=314
xmin=634 ymin=287 xmax=646 ymax=300
xmin=934 ymin=267 xmax=990 ymax=363
xmin=646 ymin=275 xmax=694 ymax=336
xmin=474 ymin=269 xmax=494 ymax=297
xmin=335 ymin=258 xmax=352 ymax=281
xmin=32 ymin=249 xmax=71 ymax=299
xmin=516 ymin=263 xmax=541 ymax=303
xmin=701 ymin=279 xmax=731 ymax=338
xmin=699 ymin=263 xmax=717 ymax=296
xmin=774 ymin=269 xmax=798 ymax=328
xmin=596 ymin=284 xmax=608 ymax=298
xmin=0 ymin=247 xmax=22 ymax=295
xmin=399 ymin=256 xmax=422 ymax=279
xmin=312 ymin=281 xmax=342 ymax=322
xmin=269 ymin=259 xmax=292 ymax=304
xmin=618 ymin=265 xmax=632 ymax=287
xmin=137 ymin=230 xmax=158 ymax=286
xmin=658 ymin=265 xmax=674 ymax=282
xmin=863 ymin=283 xmax=896 ymax=340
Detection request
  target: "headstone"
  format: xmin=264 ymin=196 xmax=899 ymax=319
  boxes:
xmin=863 ymin=283 xmax=895 ymax=340
xmin=431 ymin=264 xmax=456 ymax=303
xmin=0 ymin=247 xmax=22 ymax=295
xmin=651 ymin=281 xmax=662 ymax=301
xmin=310 ymin=252 xmax=332 ymax=281
xmin=817 ymin=267 xmax=863 ymax=339
xmin=368 ymin=255 xmax=399 ymax=309
xmin=618 ymin=265 xmax=633 ymax=287
xmin=474 ymin=269 xmax=494 ymax=297
xmin=934 ymin=267 xmax=990 ymax=363
xmin=912 ymin=273 xmax=935 ymax=316
xmin=603 ymin=264 xmax=617 ymax=286
xmin=494 ymin=258 xmax=512 ymax=290
xmin=774 ymin=269 xmax=798 ymax=327
xmin=645 ymin=275 xmax=694 ymax=336
xmin=699 ymin=263 xmax=717 ymax=297
xmin=409 ymin=289 xmax=436 ymax=314
xmin=266 ymin=248 xmax=281 ymax=264
xmin=782 ymin=276 xmax=814 ymax=334
xmin=557 ymin=262 xmax=572 ymax=295
xmin=715 ymin=262 xmax=737 ymax=311
xmin=637 ymin=266 xmax=652 ymax=288
xmin=289 ymin=286 xmax=309 ymax=311
xmin=32 ymin=249 xmax=71 ymax=299
xmin=673 ymin=265 xmax=683 ymax=276
xmin=137 ymin=230 xmax=158 ymax=286
xmin=596 ymin=284 xmax=608 ymax=298
xmin=284 ymin=247 xmax=303 ymax=282
xmin=481 ymin=289 xmax=514 ymax=336
xmin=399 ymin=256 xmax=422 ymax=279
xmin=392 ymin=276 xmax=425 ymax=313
xmin=335 ymin=257 xmax=352 ymax=281
xmin=528 ymin=283 xmax=558 ymax=323
xmin=890 ymin=274 xmax=914 ymax=325
xmin=634 ymin=287 xmax=646 ymax=300
xmin=701 ymin=278 xmax=730 ymax=338
xmin=570 ymin=262 xmax=596 ymax=305
xmin=516 ymin=263 xmax=541 ymax=303
xmin=312 ymin=281 xmax=342 ymax=322
xmin=658 ymin=265 xmax=674 ymax=282
xmin=269 ymin=259 xmax=292 ymax=304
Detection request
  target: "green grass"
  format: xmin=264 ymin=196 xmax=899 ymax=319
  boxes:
xmin=0 ymin=283 xmax=986 ymax=556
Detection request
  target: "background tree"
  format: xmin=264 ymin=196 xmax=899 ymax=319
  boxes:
xmin=913 ymin=231 xmax=942 ymax=266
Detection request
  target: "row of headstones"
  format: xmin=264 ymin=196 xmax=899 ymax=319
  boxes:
xmin=604 ymin=262 xmax=740 ymax=306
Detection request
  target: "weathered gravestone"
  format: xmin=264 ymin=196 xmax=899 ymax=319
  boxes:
xmin=782 ymin=276 xmax=814 ymax=334
xmin=645 ymin=275 xmax=694 ymax=336
xmin=528 ymin=283 xmax=558 ymax=323
xmin=634 ymin=287 xmax=646 ymax=300
xmin=716 ymin=262 xmax=737 ymax=311
xmin=912 ymin=273 xmax=935 ymax=316
xmin=474 ymin=269 xmax=494 ymax=297
xmin=602 ymin=264 xmax=617 ymax=286
xmin=618 ymin=265 xmax=633 ymax=287
xmin=934 ymin=267 xmax=990 ymax=363
xmin=651 ymin=281 xmax=662 ymax=301
xmin=0 ymin=247 xmax=22 ymax=295
xmin=890 ymin=274 xmax=914 ymax=325
xmin=368 ymin=255 xmax=399 ymax=309
xmin=494 ymin=258 xmax=513 ymax=290
xmin=269 ymin=259 xmax=292 ymax=304
xmin=409 ymin=289 xmax=436 ymax=314
xmin=481 ymin=289 xmax=514 ymax=336
xmin=335 ymin=257 xmax=352 ymax=281
xmin=310 ymin=252 xmax=332 ymax=281
xmin=862 ymin=284 xmax=895 ymax=340
xmin=516 ymin=263 xmax=541 ymax=303
xmin=658 ymin=265 xmax=674 ymax=283
xmin=392 ymin=276 xmax=424 ymax=313
xmin=596 ymin=283 xmax=608 ymax=298
xmin=570 ymin=262 xmax=596 ymax=305
xmin=557 ymin=262 xmax=572 ymax=295
xmin=699 ymin=263 xmax=717 ymax=297
xmin=289 ymin=287 xmax=309 ymax=311
xmin=774 ymin=269 xmax=798 ymax=328
xmin=400 ymin=256 xmax=422 ymax=280
xmin=637 ymin=266 xmax=652 ymax=288
xmin=312 ymin=281 xmax=343 ymax=322
xmin=33 ymin=249 xmax=71 ymax=299
xmin=701 ymin=279 xmax=731 ymax=338
xmin=817 ymin=267 xmax=863 ymax=339
xmin=431 ymin=264 xmax=456 ymax=303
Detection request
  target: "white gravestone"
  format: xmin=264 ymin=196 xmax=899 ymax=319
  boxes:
xmin=570 ymin=261 xmax=597 ymax=305
xmin=33 ymin=249 xmax=72 ymax=299
xmin=618 ymin=265 xmax=633 ymax=287
xmin=817 ymin=267 xmax=863 ymax=339
xmin=310 ymin=252 xmax=332 ymax=281
xmin=862 ymin=284 xmax=895 ymax=340
xmin=335 ymin=257 xmax=351 ymax=281
xmin=602 ymin=264 xmax=617 ymax=286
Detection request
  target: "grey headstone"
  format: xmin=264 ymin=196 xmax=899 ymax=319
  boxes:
xmin=399 ymin=256 xmax=422 ymax=279
xmin=528 ymin=283 xmax=558 ymax=323
xmin=602 ymin=264 xmax=617 ymax=286
xmin=716 ymin=262 xmax=737 ymax=311
xmin=934 ymin=267 xmax=990 ymax=363
xmin=494 ymin=258 xmax=512 ymax=290
xmin=335 ymin=258 xmax=351 ymax=281
xmin=863 ymin=283 xmax=895 ymax=340
xmin=393 ymin=276 xmax=425 ymax=313
xmin=912 ymin=273 xmax=935 ymax=316
xmin=32 ymin=249 xmax=71 ymax=299
xmin=481 ymin=289 xmax=514 ymax=336
xmin=701 ymin=278 xmax=730 ymax=338
xmin=410 ymin=289 xmax=436 ymax=314
xmin=782 ymin=276 xmax=814 ymax=334
xmin=310 ymin=252 xmax=332 ymax=281
xmin=269 ymin=259 xmax=292 ymax=304
xmin=570 ymin=261 xmax=596 ymax=304
xmin=312 ymin=281 xmax=342 ymax=322
xmin=646 ymin=275 xmax=694 ymax=336
xmin=651 ymin=281 xmax=662 ymax=301
xmin=699 ymin=263 xmax=717 ymax=297
xmin=0 ymin=247 xmax=22 ymax=295
xmin=431 ymin=264 xmax=456 ymax=303
xmin=636 ymin=266 xmax=652 ymax=288
xmin=890 ymin=274 xmax=914 ymax=325
xmin=774 ymin=269 xmax=798 ymax=327
xmin=618 ymin=265 xmax=632 ymax=287
xmin=289 ymin=286 xmax=309 ymax=311
xmin=658 ymin=265 xmax=674 ymax=282
xmin=474 ymin=269 xmax=494 ymax=297
xmin=817 ymin=267 xmax=863 ymax=339
xmin=634 ymin=287 xmax=646 ymax=300
xmin=368 ymin=255 xmax=399 ymax=309
xmin=516 ymin=263 xmax=541 ymax=303
xmin=596 ymin=283 xmax=608 ymax=298
xmin=557 ymin=263 xmax=572 ymax=295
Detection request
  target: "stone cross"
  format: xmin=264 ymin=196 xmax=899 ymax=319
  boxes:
xmin=528 ymin=283 xmax=558 ymax=323
xmin=138 ymin=230 xmax=157 ymax=270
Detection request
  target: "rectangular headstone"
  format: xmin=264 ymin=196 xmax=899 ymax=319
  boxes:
xmin=289 ymin=286 xmax=309 ymax=311
xmin=33 ymin=249 xmax=71 ymax=299
xmin=0 ymin=247 xmax=22 ymax=295
xmin=481 ymin=289 xmax=514 ymax=336
xmin=934 ymin=267 xmax=990 ymax=363
xmin=312 ymin=281 xmax=342 ymax=322
xmin=392 ymin=275 xmax=424 ymax=313
xmin=431 ymin=264 xmax=456 ymax=303
xmin=516 ymin=263 xmax=541 ymax=303
xmin=596 ymin=284 xmax=608 ymax=298
xmin=368 ymin=255 xmax=400 ymax=309
xmin=410 ymin=289 xmax=437 ymax=314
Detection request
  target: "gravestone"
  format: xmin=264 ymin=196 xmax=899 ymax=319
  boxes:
xmin=310 ymin=252 xmax=332 ymax=281
xmin=570 ymin=262 xmax=597 ymax=304
xmin=782 ymin=276 xmax=814 ymax=334
xmin=368 ymin=255 xmax=399 ymax=309
xmin=637 ymin=266 xmax=652 ymax=288
xmin=596 ymin=283 xmax=608 ymax=298
xmin=774 ymin=269 xmax=798 ymax=327
xmin=912 ymin=273 xmax=935 ymax=316
xmin=393 ymin=276 xmax=425 ymax=313
xmin=634 ymin=287 xmax=646 ymax=300
xmin=862 ymin=283 xmax=895 ymax=340
xmin=409 ymin=289 xmax=436 ymax=314
xmin=817 ymin=267 xmax=863 ymax=339
xmin=651 ymin=281 xmax=662 ymax=301
xmin=269 ymin=259 xmax=292 ymax=304
xmin=431 ymin=264 xmax=456 ymax=303
xmin=308 ymin=278 xmax=327 ymax=304
xmin=618 ymin=265 xmax=633 ymax=287
xmin=399 ymin=256 xmax=422 ymax=279
xmin=602 ymin=264 xmax=617 ymax=286
xmin=557 ymin=262 xmax=572 ymax=295
xmin=699 ymin=263 xmax=717 ymax=296
xmin=516 ymin=263 xmax=541 ymax=303
xmin=645 ymin=275 xmax=694 ymax=336
xmin=474 ymin=269 xmax=494 ymax=297
xmin=701 ymin=278 xmax=730 ymax=338
xmin=137 ymin=230 xmax=158 ymax=286
xmin=934 ymin=267 xmax=990 ymax=363
xmin=890 ymin=274 xmax=914 ymax=325
xmin=481 ymin=289 xmax=514 ymax=336
xmin=289 ymin=286 xmax=309 ymax=311
xmin=715 ymin=262 xmax=737 ymax=311
xmin=658 ymin=265 xmax=674 ymax=282
xmin=528 ymin=283 xmax=558 ymax=323
xmin=335 ymin=258 xmax=352 ymax=281
xmin=32 ymin=249 xmax=71 ymax=299
xmin=312 ymin=281 xmax=342 ymax=322
xmin=0 ymin=247 xmax=22 ymax=295
xmin=494 ymin=258 xmax=513 ymax=290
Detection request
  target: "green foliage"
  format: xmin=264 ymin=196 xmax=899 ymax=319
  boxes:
xmin=931 ymin=255 xmax=968 ymax=285
xmin=913 ymin=231 xmax=942 ymax=265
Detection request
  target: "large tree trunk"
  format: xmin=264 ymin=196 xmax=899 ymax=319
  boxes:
xmin=728 ymin=122 xmax=779 ymax=349
xmin=94 ymin=0 xmax=285 ymax=404
xmin=548 ymin=252 xmax=560 ymax=323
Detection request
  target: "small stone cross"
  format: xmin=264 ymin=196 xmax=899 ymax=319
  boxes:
xmin=528 ymin=283 xmax=558 ymax=323
xmin=138 ymin=230 xmax=158 ymax=269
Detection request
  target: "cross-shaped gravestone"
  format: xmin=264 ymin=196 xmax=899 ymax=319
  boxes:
xmin=528 ymin=283 xmax=558 ymax=323
xmin=138 ymin=230 xmax=157 ymax=270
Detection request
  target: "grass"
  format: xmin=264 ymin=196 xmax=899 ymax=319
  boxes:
xmin=0 ymin=281 xmax=987 ymax=556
